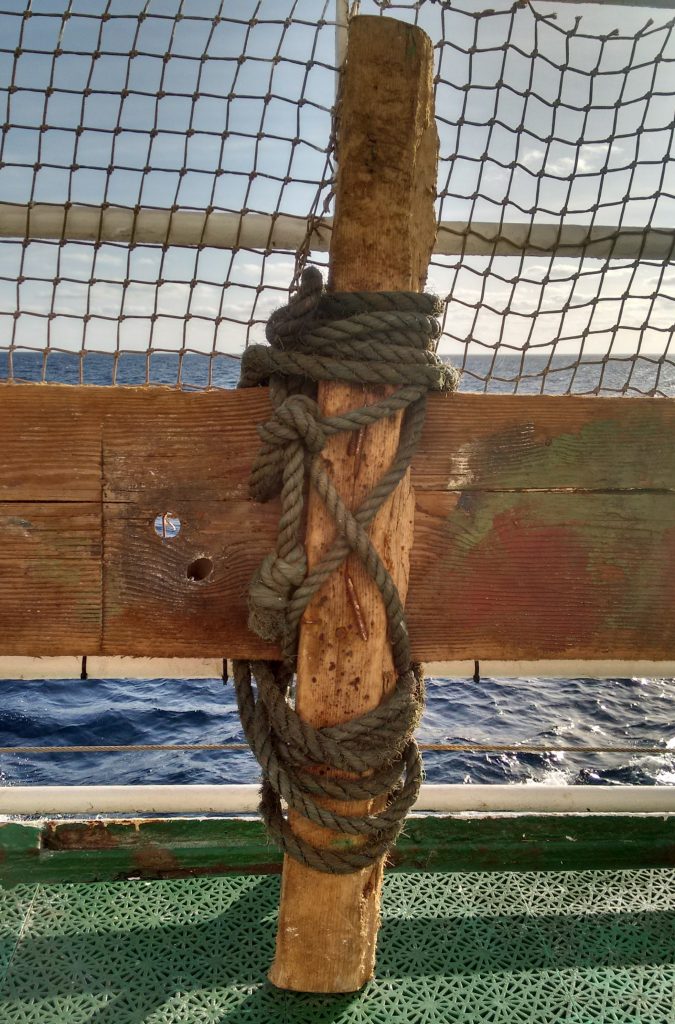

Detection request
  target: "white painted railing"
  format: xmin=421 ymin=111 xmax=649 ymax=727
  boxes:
xmin=1 ymin=203 xmax=672 ymax=260
xmin=1 ymin=783 xmax=673 ymax=816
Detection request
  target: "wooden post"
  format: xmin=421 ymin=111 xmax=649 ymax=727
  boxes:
xmin=267 ymin=16 xmax=438 ymax=992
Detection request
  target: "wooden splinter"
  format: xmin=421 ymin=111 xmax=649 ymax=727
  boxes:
xmin=268 ymin=16 xmax=439 ymax=993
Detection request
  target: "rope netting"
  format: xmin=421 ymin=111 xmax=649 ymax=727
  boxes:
xmin=0 ymin=0 xmax=674 ymax=395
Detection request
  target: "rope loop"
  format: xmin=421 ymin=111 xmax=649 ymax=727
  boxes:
xmin=234 ymin=268 xmax=458 ymax=873
xmin=248 ymin=547 xmax=307 ymax=643
xmin=257 ymin=393 xmax=325 ymax=453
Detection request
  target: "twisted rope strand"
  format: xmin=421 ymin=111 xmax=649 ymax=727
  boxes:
xmin=233 ymin=266 xmax=457 ymax=873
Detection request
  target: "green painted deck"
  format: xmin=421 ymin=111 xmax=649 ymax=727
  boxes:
xmin=1 ymin=870 xmax=674 ymax=1022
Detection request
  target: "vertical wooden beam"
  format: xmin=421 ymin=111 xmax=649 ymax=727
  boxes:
xmin=268 ymin=16 xmax=438 ymax=992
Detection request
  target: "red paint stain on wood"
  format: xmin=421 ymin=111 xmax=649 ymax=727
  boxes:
xmin=450 ymin=510 xmax=600 ymax=649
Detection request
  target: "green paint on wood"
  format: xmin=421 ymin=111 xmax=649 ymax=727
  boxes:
xmin=0 ymin=822 xmax=40 ymax=855
xmin=548 ymin=411 xmax=675 ymax=491
xmin=1 ymin=814 xmax=673 ymax=887
xmin=453 ymin=402 xmax=675 ymax=493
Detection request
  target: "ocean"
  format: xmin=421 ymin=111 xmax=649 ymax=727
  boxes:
xmin=1 ymin=350 xmax=674 ymax=789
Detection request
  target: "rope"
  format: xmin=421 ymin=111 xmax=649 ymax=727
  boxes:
xmin=232 ymin=267 xmax=457 ymax=873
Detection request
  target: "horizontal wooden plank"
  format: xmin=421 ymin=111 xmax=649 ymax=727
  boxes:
xmin=415 ymin=392 xmax=675 ymax=492
xmin=105 ymin=489 xmax=675 ymax=660
xmin=0 ymin=656 xmax=84 ymax=679
xmin=87 ymin=656 xmax=225 ymax=679
xmin=1 ymin=384 xmax=674 ymax=660
xmin=3 ymin=385 xmax=675 ymax=502
xmin=102 ymin=387 xmax=268 ymax=503
xmin=0 ymin=385 xmax=269 ymax=503
xmin=1 ymin=813 xmax=674 ymax=887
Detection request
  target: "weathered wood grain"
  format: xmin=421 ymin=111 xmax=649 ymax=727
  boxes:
xmin=415 ymin=392 xmax=675 ymax=492
xmin=3 ymin=386 xmax=675 ymax=501
xmin=97 ymin=491 xmax=675 ymax=660
xmin=103 ymin=500 xmax=277 ymax=658
xmin=0 ymin=384 xmax=270 ymax=503
xmin=101 ymin=492 xmax=675 ymax=660
xmin=0 ymin=503 xmax=101 ymax=653
xmin=269 ymin=15 xmax=440 ymax=993
xmin=0 ymin=385 xmax=104 ymax=501
xmin=410 ymin=491 xmax=675 ymax=661
xmin=1 ymin=384 xmax=674 ymax=660
xmin=102 ymin=387 xmax=268 ymax=502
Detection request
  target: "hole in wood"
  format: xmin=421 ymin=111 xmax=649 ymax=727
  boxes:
xmin=187 ymin=557 xmax=213 ymax=582
xmin=154 ymin=513 xmax=181 ymax=539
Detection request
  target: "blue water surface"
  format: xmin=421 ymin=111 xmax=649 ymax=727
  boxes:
xmin=0 ymin=673 xmax=673 ymax=788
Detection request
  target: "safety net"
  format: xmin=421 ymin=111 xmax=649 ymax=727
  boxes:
xmin=0 ymin=0 xmax=673 ymax=395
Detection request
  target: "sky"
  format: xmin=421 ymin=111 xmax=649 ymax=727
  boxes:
xmin=0 ymin=0 xmax=674 ymax=376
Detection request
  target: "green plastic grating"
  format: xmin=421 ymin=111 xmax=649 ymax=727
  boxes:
xmin=0 ymin=869 xmax=674 ymax=1023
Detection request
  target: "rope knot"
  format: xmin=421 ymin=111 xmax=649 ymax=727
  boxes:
xmin=257 ymin=393 xmax=325 ymax=454
xmin=248 ymin=546 xmax=307 ymax=642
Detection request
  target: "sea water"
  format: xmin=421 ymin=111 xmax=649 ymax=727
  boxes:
xmin=0 ymin=351 xmax=673 ymax=787
xmin=0 ymin=673 xmax=673 ymax=788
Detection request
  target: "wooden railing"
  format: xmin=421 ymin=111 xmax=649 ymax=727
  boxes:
xmin=2 ymin=382 xmax=674 ymax=663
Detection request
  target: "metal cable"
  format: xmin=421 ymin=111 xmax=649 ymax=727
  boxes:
xmin=0 ymin=742 xmax=670 ymax=756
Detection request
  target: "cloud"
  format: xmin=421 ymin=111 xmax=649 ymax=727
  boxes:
xmin=519 ymin=141 xmax=626 ymax=179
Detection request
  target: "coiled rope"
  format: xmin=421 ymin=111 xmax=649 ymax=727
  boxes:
xmin=233 ymin=267 xmax=458 ymax=873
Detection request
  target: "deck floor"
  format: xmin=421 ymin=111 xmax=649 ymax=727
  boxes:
xmin=0 ymin=869 xmax=674 ymax=1022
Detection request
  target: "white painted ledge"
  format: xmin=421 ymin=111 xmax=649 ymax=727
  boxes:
xmin=1 ymin=203 xmax=672 ymax=260
xmin=425 ymin=660 xmax=675 ymax=680
xmin=1 ymin=657 xmax=673 ymax=681
xmin=0 ymin=657 xmax=84 ymax=680
xmin=0 ymin=784 xmax=673 ymax=816
xmin=87 ymin=657 xmax=225 ymax=680
xmin=0 ymin=656 xmax=225 ymax=680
